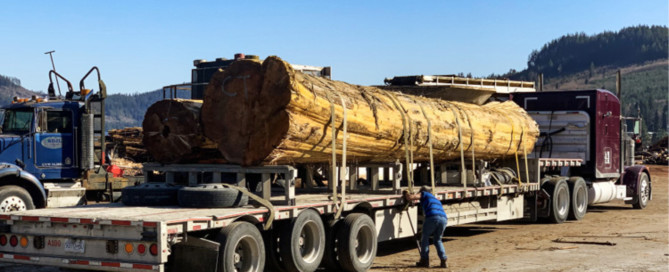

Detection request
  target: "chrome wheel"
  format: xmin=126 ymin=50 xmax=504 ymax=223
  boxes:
xmin=299 ymin=220 xmax=321 ymax=264
xmin=0 ymin=196 xmax=27 ymax=212
xmin=556 ymin=184 xmax=569 ymax=218
xmin=634 ymin=173 xmax=650 ymax=209
xmin=233 ymin=234 xmax=261 ymax=272
xmin=574 ymin=185 xmax=587 ymax=214
xmin=355 ymin=223 xmax=375 ymax=264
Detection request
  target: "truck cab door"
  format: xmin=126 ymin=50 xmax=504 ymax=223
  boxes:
xmin=34 ymin=109 xmax=75 ymax=171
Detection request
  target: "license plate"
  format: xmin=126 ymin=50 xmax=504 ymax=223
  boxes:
xmin=64 ymin=239 xmax=85 ymax=253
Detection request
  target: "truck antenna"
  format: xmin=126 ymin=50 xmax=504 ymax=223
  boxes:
xmin=44 ymin=50 xmax=61 ymax=95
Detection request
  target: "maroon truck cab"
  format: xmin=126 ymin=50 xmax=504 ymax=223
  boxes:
xmin=512 ymin=89 xmax=622 ymax=180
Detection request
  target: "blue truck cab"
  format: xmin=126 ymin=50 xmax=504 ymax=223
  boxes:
xmin=0 ymin=67 xmax=122 ymax=212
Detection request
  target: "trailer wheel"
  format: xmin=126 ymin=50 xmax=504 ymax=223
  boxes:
xmin=178 ymin=184 xmax=248 ymax=208
xmin=321 ymin=219 xmax=343 ymax=271
xmin=264 ymin=222 xmax=287 ymax=272
xmin=121 ymin=183 xmax=180 ymax=206
xmin=567 ymin=177 xmax=587 ymax=221
xmin=216 ymin=222 xmax=265 ymax=272
xmin=0 ymin=185 xmax=34 ymax=212
xmin=337 ymin=213 xmax=377 ymax=272
xmin=280 ymin=209 xmax=325 ymax=272
xmin=543 ymin=177 xmax=570 ymax=224
xmin=632 ymin=172 xmax=650 ymax=209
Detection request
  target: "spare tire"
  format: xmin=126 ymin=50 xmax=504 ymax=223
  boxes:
xmin=122 ymin=183 xmax=181 ymax=206
xmin=178 ymin=184 xmax=248 ymax=208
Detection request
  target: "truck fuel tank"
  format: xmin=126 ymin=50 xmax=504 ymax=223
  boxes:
xmin=588 ymin=181 xmax=627 ymax=204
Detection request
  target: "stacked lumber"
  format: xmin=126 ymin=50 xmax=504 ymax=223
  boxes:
xmin=107 ymin=127 xmax=148 ymax=162
xmin=201 ymin=56 xmax=539 ymax=166
xmin=142 ymin=99 xmax=221 ymax=163
xmin=641 ymin=136 xmax=668 ymax=165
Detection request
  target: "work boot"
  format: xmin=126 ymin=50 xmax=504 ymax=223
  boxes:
xmin=415 ymin=258 xmax=429 ymax=267
xmin=440 ymin=258 xmax=448 ymax=268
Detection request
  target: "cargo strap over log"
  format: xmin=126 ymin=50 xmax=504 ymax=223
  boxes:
xmin=201 ymin=56 xmax=540 ymax=167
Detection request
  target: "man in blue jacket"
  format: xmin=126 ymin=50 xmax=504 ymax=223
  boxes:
xmin=403 ymin=185 xmax=448 ymax=268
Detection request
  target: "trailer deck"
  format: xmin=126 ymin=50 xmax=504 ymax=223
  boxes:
xmin=0 ymin=182 xmax=537 ymax=231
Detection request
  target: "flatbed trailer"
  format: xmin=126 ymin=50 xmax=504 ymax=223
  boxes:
xmin=0 ymin=157 xmax=578 ymax=272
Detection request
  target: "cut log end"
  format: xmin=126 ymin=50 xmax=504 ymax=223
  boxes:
xmin=142 ymin=99 xmax=208 ymax=163
xmin=202 ymin=57 xmax=292 ymax=165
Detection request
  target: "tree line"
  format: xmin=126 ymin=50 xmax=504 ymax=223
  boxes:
xmin=509 ymin=25 xmax=667 ymax=80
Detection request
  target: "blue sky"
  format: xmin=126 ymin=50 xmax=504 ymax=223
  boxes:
xmin=0 ymin=1 xmax=667 ymax=94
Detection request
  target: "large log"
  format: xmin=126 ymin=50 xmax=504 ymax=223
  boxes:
xmin=202 ymin=56 xmax=539 ymax=166
xmin=143 ymin=99 xmax=220 ymax=163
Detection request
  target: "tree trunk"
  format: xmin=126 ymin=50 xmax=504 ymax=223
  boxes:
xmin=143 ymin=99 xmax=220 ymax=163
xmin=202 ymin=56 xmax=539 ymax=166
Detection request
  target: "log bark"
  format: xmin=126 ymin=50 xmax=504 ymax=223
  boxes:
xmin=143 ymin=99 xmax=220 ymax=163
xmin=202 ymin=56 xmax=539 ymax=166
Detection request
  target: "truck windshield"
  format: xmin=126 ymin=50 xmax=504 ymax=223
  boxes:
xmin=1 ymin=109 xmax=33 ymax=135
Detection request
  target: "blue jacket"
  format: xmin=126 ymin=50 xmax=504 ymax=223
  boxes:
xmin=420 ymin=191 xmax=447 ymax=219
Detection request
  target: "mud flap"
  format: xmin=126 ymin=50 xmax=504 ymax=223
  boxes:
xmin=169 ymin=236 xmax=220 ymax=272
xmin=536 ymin=188 xmax=551 ymax=218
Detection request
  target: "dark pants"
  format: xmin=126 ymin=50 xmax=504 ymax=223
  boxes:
xmin=420 ymin=215 xmax=447 ymax=260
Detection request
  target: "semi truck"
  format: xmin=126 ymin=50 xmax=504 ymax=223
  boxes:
xmin=0 ymin=61 xmax=651 ymax=272
xmin=0 ymin=67 xmax=139 ymax=212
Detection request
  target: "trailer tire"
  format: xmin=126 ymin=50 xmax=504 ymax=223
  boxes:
xmin=0 ymin=185 xmax=35 ymax=212
xmin=178 ymin=184 xmax=248 ymax=208
xmin=216 ymin=222 xmax=265 ymax=272
xmin=544 ymin=177 xmax=570 ymax=224
xmin=337 ymin=213 xmax=377 ymax=272
xmin=632 ymin=172 xmax=650 ymax=209
xmin=321 ymin=219 xmax=343 ymax=271
xmin=122 ymin=183 xmax=180 ymax=206
xmin=567 ymin=177 xmax=587 ymax=221
xmin=280 ymin=209 xmax=325 ymax=272
xmin=264 ymin=222 xmax=287 ymax=272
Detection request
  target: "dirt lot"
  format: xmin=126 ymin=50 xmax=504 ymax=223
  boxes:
xmin=373 ymin=165 xmax=669 ymax=272
xmin=0 ymin=166 xmax=667 ymax=272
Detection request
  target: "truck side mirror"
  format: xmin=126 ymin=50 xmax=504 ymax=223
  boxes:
xmin=633 ymin=120 xmax=641 ymax=135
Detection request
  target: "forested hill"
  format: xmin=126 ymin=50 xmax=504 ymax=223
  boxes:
xmin=510 ymin=25 xmax=668 ymax=80
xmin=104 ymin=90 xmax=163 ymax=130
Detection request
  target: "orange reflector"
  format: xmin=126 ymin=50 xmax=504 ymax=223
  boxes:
xmin=125 ymin=243 xmax=134 ymax=254
xmin=19 ymin=236 xmax=28 ymax=248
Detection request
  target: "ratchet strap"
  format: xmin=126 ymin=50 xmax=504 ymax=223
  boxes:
xmin=418 ymin=103 xmax=436 ymax=192
xmin=325 ymin=92 xmax=348 ymax=220
xmin=383 ymin=91 xmax=415 ymax=194
xmin=444 ymin=102 xmax=467 ymax=186
xmin=220 ymin=183 xmax=275 ymax=230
